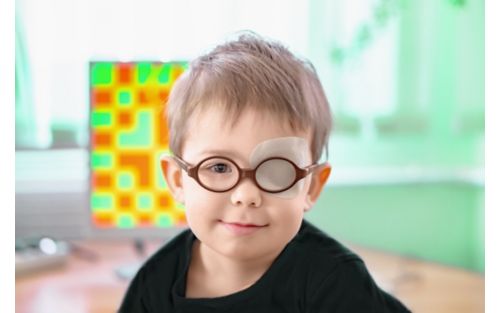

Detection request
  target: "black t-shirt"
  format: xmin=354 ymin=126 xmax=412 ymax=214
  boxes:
xmin=119 ymin=220 xmax=411 ymax=312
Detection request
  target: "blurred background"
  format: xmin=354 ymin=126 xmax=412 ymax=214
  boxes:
xmin=15 ymin=0 xmax=484 ymax=312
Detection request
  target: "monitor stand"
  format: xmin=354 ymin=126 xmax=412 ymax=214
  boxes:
xmin=115 ymin=262 xmax=142 ymax=280
xmin=115 ymin=239 xmax=146 ymax=280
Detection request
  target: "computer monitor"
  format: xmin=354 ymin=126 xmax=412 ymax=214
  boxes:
xmin=88 ymin=61 xmax=188 ymax=239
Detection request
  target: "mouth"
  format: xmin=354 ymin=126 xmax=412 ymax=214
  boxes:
xmin=218 ymin=220 xmax=268 ymax=236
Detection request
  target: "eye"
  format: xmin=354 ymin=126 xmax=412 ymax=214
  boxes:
xmin=199 ymin=158 xmax=236 ymax=176
xmin=210 ymin=163 xmax=232 ymax=173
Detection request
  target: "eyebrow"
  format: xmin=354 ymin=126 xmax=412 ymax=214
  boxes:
xmin=198 ymin=149 xmax=244 ymax=160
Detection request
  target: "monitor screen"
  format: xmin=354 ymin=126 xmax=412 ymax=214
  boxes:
xmin=88 ymin=61 xmax=188 ymax=237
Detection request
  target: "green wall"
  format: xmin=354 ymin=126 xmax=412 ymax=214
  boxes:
xmin=307 ymin=183 xmax=484 ymax=272
xmin=306 ymin=0 xmax=484 ymax=273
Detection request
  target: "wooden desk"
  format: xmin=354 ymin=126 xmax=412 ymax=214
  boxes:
xmin=353 ymin=246 xmax=484 ymax=313
xmin=15 ymin=240 xmax=484 ymax=313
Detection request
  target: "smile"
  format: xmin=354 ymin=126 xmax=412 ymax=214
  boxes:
xmin=219 ymin=220 xmax=268 ymax=236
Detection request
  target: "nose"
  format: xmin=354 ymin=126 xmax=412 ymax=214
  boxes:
xmin=230 ymin=178 xmax=262 ymax=208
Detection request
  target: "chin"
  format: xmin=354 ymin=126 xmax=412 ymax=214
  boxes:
xmin=220 ymin=240 xmax=284 ymax=262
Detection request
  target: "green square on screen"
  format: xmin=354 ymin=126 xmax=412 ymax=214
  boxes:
xmin=137 ymin=62 xmax=152 ymax=84
xmin=91 ymin=194 xmax=112 ymax=210
xmin=91 ymin=152 xmax=113 ymax=169
xmin=92 ymin=63 xmax=113 ymax=85
xmin=118 ymin=172 xmax=133 ymax=190
xmin=157 ymin=213 xmax=172 ymax=227
xmin=92 ymin=111 xmax=112 ymax=127
xmin=138 ymin=193 xmax=153 ymax=210
xmin=118 ymin=91 xmax=132 ymax=105
xmin=158 ymin=65 xmax=171 ymax=84
xmin=118 ymin=214 xmax=135 ymax=228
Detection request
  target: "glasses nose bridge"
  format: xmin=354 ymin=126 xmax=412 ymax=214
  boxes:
xmin=239 ymin=167 xmax=255 ymax=181
xmin=237 ymin=167 xmax=258 ymax=187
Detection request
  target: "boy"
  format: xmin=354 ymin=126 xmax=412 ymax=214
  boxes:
xmin=119 ymin=32 xmax=411 ymax=312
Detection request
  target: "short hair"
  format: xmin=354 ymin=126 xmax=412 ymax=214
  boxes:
xmin=166 ymin=32 xmax=332 ymax=162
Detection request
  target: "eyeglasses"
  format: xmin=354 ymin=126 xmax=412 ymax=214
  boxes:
xmin=173 ymin=155 xmax=321 ymax=193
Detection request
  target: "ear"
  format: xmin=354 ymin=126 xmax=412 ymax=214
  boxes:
xmin=304 ymin=163 xmax=331 ymax=211
xmin=160 ymin=155 xmax=185 ymax=204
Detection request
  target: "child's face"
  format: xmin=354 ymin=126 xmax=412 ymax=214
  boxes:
xmin=163 ymin=107 xmax=329 ymax=261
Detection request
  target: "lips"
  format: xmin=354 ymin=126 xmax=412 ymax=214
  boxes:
xmin=219 ymin=220 xmax=268 ymax=236
xmin=227 ymin=222 xmax=263 ymax=227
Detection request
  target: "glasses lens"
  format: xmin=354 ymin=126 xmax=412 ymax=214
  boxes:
xmin=198 ymin=158 xmax=239 ymax=191
xmin=255 ymin=159 xmax=296 ymax=192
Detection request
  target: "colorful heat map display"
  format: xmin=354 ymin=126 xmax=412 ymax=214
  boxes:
xmin=90 ymin=61 xmax=188 ymax=229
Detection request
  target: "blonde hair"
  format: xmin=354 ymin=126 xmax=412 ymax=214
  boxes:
xmin=166 ymin=32 xmax=332 ymax=162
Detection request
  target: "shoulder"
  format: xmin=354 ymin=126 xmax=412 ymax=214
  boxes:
xmin=140 ymin=227 xmax=193 ymax=278
xmin=289 ymin=220 xmax=411 ymax=312
xmin=289 ymin=219 xmax=361 ymax=266
xmin=281 ymin=220 xmax=362 ymax=295
xmin=306 ymin=259 xmax=411 ymax=312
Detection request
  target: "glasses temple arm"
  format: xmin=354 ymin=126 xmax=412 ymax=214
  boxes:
xmin=173 ymin=156 xmax=190 ymax=171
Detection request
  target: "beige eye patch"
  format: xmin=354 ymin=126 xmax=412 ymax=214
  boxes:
xmin=249 ymin=137 xmax=309 ymax=199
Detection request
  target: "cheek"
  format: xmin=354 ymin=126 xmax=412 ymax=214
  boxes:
xmin=263 ymin=197 xmax=305 ymax=249
xmin=183 ymin=177 xmax=224 ymax=222
xmin=182 ymin=173 xmax=207 ymax=204
xmin=266 ymin=195 xmax=307 ymax=223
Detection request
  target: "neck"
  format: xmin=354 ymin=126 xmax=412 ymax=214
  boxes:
xmin=192 ymin=240 xmax=280 ymax=287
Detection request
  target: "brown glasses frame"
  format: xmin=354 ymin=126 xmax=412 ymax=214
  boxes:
xmin=173 ymin=155 xmax=321 ymax=193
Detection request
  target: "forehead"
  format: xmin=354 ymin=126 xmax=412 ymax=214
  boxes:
xmin=182 ymin=107 xmax=312 ymax=162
